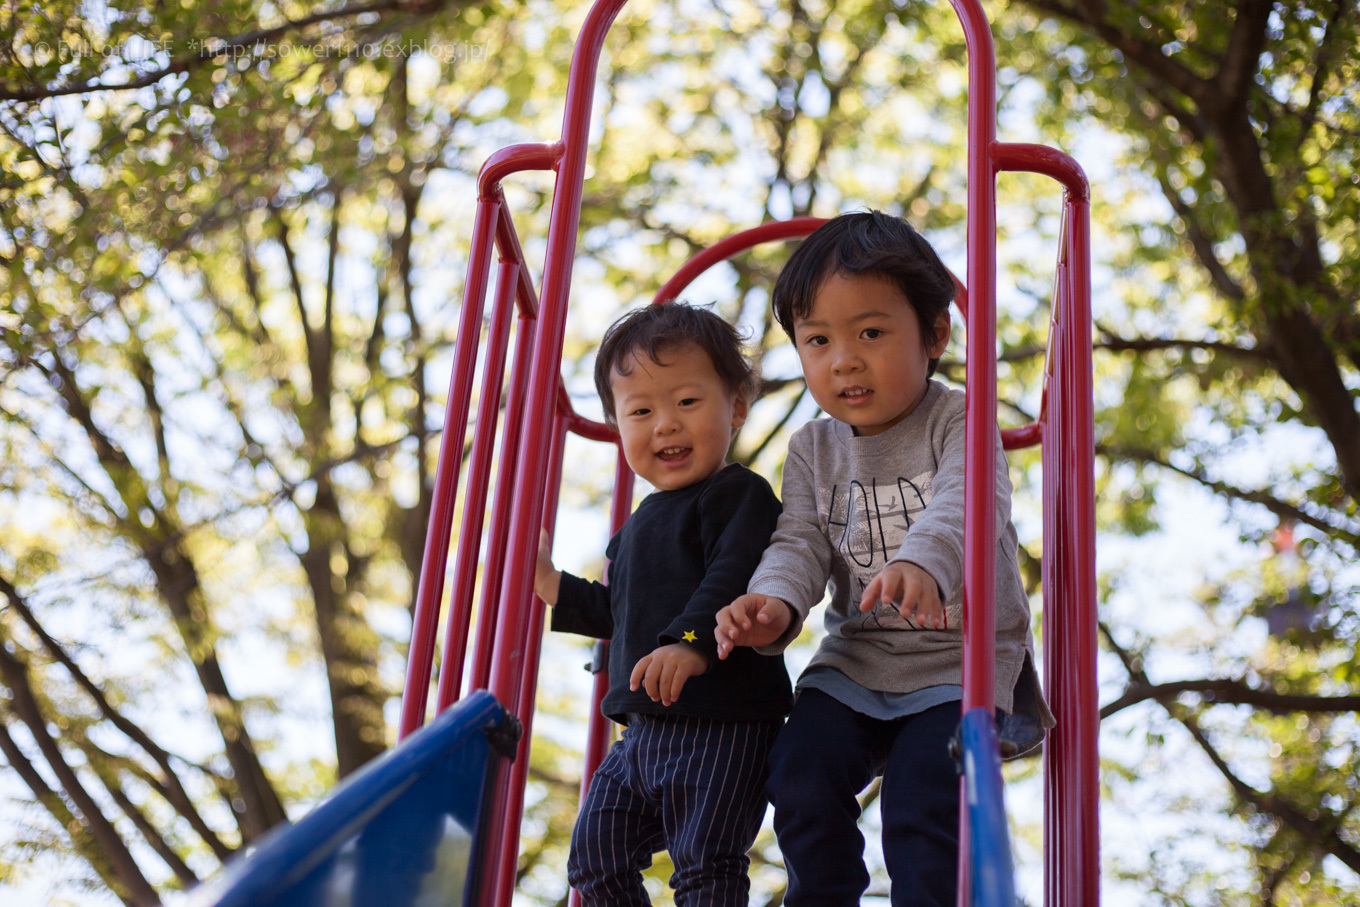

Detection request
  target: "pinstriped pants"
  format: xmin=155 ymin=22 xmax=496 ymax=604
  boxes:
xmin=567 ymin=713 xmax=781 ymax=906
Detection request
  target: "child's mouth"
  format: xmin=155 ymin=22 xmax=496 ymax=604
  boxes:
xmin=657 ymin=446 xmax=691 ymax=462
xmin=840 ymin=387 xmax=873 ymax=405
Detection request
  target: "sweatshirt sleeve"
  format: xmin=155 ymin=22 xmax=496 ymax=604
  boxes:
xmin=747 ymin=435 xmax=836 ymax=652
xmin=659 ymin=470 xmax=780 ymax=664
xmin=550 ymin=570 xmax=614 ymax=640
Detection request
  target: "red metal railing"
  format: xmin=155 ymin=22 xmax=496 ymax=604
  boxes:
xmin=396 ymin=1 xmax=1097 ymax=905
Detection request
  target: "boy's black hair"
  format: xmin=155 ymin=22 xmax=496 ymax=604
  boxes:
xmin=771 ymin=210 xmax=955 ymax=376
xmin=594 ymin=302 xmax=756 ymax=428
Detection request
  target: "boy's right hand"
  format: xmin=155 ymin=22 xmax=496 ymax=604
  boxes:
xmin=534 ymin=529 xmax=561 ymax=606
xmin=715 ymin=594 xmax=793 ymax=659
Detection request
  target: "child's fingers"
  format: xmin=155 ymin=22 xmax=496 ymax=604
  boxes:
xmin=897 ymin=572 xmax=924 ymax=624
xmin=904 ymin=575 xmax=945 ymax=630
xmin=658 ymin=659 xmax=678 ymax=706
xmin=880 ymin=570 xmax=907 ymax=609
xmin=859 ymin=576 xmax=883 ymax=613
xmin=715 ymin=606 xmax=740 ymax=640
xmin=629 ymin=654 xmax=652 ymax=692
xmin=924 ymin=593 xmax=946 ymax=630
xmin=754 ymin=597 xmax=776 ymax=624
xmin=921 ymin=579 xmax=944 ymax=629
xmin=667 ymin=664 xmax=692 ymax=704
xmin=716 ymin=608 xmax=746 ymax=654
xmin=716 ymin=634 xmax=737 ymax=659
xmin=733 ymin=595 xmax=757 ymax=630
xmin=714 ymin=625 xmax=732 ymax=660
xmin=641 ymin=659 xmax=663 ymax=702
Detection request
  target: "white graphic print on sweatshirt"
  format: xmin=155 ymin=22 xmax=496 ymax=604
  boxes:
xmin=824 ymin=470 xmax=959 ymax=631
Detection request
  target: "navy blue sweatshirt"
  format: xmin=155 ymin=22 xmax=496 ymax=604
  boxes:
xmin=551 ymin=463 xmax=793 ymax=725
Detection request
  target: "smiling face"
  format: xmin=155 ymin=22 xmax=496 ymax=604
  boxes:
xmin=794 ymin=271 xmax=950 ymax=437
xmin=610 ymin=343 xmax=749 ymax=491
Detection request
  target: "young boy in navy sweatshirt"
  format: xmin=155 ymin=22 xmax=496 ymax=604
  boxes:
xmin=535 ymin=302 xmax=791 ymax=906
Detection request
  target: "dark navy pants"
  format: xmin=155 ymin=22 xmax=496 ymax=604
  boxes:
xmin=568 ymin=713 xmax=781 ymax=906
xmin=766 ymin=689 xmax=960 ymax=906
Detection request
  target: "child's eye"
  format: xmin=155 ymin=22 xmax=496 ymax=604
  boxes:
xmin=861 ymin=328 xmax=883 ymax=340
xmin=802 ymin=334 xmax=828 ymax=347
xmin=629 ymin=408 xmax=651 ymax=417
xmin=679 ymin=397 xmax=698 ymax=407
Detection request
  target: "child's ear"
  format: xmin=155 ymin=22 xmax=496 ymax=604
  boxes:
xmin=928 ymin=312 xmax=951 ymax=357
xmin=731 ymin=393 xmax=750 ymax=430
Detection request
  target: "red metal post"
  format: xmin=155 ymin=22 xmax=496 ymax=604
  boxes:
xmin=1055 ymin=194 xmax=1098 ymax=906
xmin=947 ymin=7 xmax=1001 ymax=899
xmin=1040 ymin=272 xmax=1067 ymax=906
xmin=434 ymin=258 xmax=519 ymax=712
xmin=486 ymin=0 xmax=629 ymax=713
xmin=469 ymin=312 xmax=537 ymax=693
xmin=568 ymin=445 xmax=634 ymax=907
xmin=992 ymin=142 xmax=1098 ymax=905
xmin=399 ymin=195 xmax=499 ymax=740
xmin=950 ymin=0 xmax=1000 ymax=720
xmin=489 ymin=412 xmax=571 ymax=907
xmin=481 ymin=4 xmax=630 ymax=901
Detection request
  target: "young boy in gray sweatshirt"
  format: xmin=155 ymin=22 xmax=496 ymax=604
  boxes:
xmin=715 ymin=211 xmax=1051 ymax=907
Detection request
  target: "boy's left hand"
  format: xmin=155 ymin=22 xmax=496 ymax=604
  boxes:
xmin=859 ymin=561 xmax=946 ymax=630
xmin=630 ymin=644 xmax=709 ymax=707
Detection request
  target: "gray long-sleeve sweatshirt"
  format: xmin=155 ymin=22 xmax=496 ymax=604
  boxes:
xmin=749 ymin=380 xmax=1041 ymax=715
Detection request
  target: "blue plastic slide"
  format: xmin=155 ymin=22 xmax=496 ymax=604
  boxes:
xmin=187 ymin=690 xmax=519 ymax=907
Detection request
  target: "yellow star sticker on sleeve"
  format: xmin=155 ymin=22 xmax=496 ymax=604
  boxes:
xmin=682 ymin=630 xmax=698 ymax=643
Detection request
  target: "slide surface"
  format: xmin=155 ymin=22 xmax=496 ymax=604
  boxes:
xmin=187 ymin=690 xmax=517 ymax=907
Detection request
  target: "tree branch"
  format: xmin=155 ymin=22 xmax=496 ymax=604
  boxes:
xmin=89 ymin=757 xmax=199 ymax=887
xmin=1100 ymin=622 xmax=1360 ymax=875
xmin=1094 ymin=327 xmax=1264 ymax=360
xmin=0 ymin=1 xmax=436 ymax=103
xmin=1217 ymin=0 xmax=1273 ymax=106
xmin=1176 ymin=705 xmax=1360 ymax=875
xmin=0 ymin=638 xmax=160 ymax=905
xmin=0 ymin=572 xmax=234 ymax=860
xmin=0 ymin=719 xmax=146 ymax=899
xmin=1101 ymin=677 xmax=1360 ymax=719
xmin=1022 ymin=0 xmax=1212 ymax=107
xmin=740 ymin=382 xmax=808 ymax=467
xmin=1098 ymin=441 xmax=1360 ymax=548
xmin=1151 ymin=172 xmax=1248 ymax=302
xmin=273 ymin=205 xmax=318 ymax=383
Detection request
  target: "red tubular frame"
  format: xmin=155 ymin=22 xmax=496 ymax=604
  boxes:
xmin=395 ymin=0 xmax=1097 ymax=903
xmin=567 ymin=445 xmax=635 ymax=907
xmin=433 ymin=257 xmax=519 ymax=710
xmin=399 ymin=194 xmax=498 ymax=739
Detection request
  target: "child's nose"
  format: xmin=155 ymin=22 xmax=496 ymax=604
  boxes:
xmin=654 ymin=411 xmax=681 ymax=434
xmin=831 ymin=347 xmax=863 ymax=374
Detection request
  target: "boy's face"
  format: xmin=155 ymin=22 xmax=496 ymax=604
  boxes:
xmin=792 ymin=271 xmax=949 ymax=437
xmin=610 ymin=343 xmax=748 ymax=492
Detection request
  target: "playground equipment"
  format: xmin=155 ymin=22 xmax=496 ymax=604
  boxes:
xmin=207 ymin=1 xmax=1096 ymax=904
xmin=189 ymin=691 xmax=517 ymax=906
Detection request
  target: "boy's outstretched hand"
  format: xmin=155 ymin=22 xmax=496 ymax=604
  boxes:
xmin=630 ymin=644 xmax=708 ymax=707
xmin=859 ymin=561 xmax=946 ymax=630
xmin=715 ymin=594 xmax=793 ymax=659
